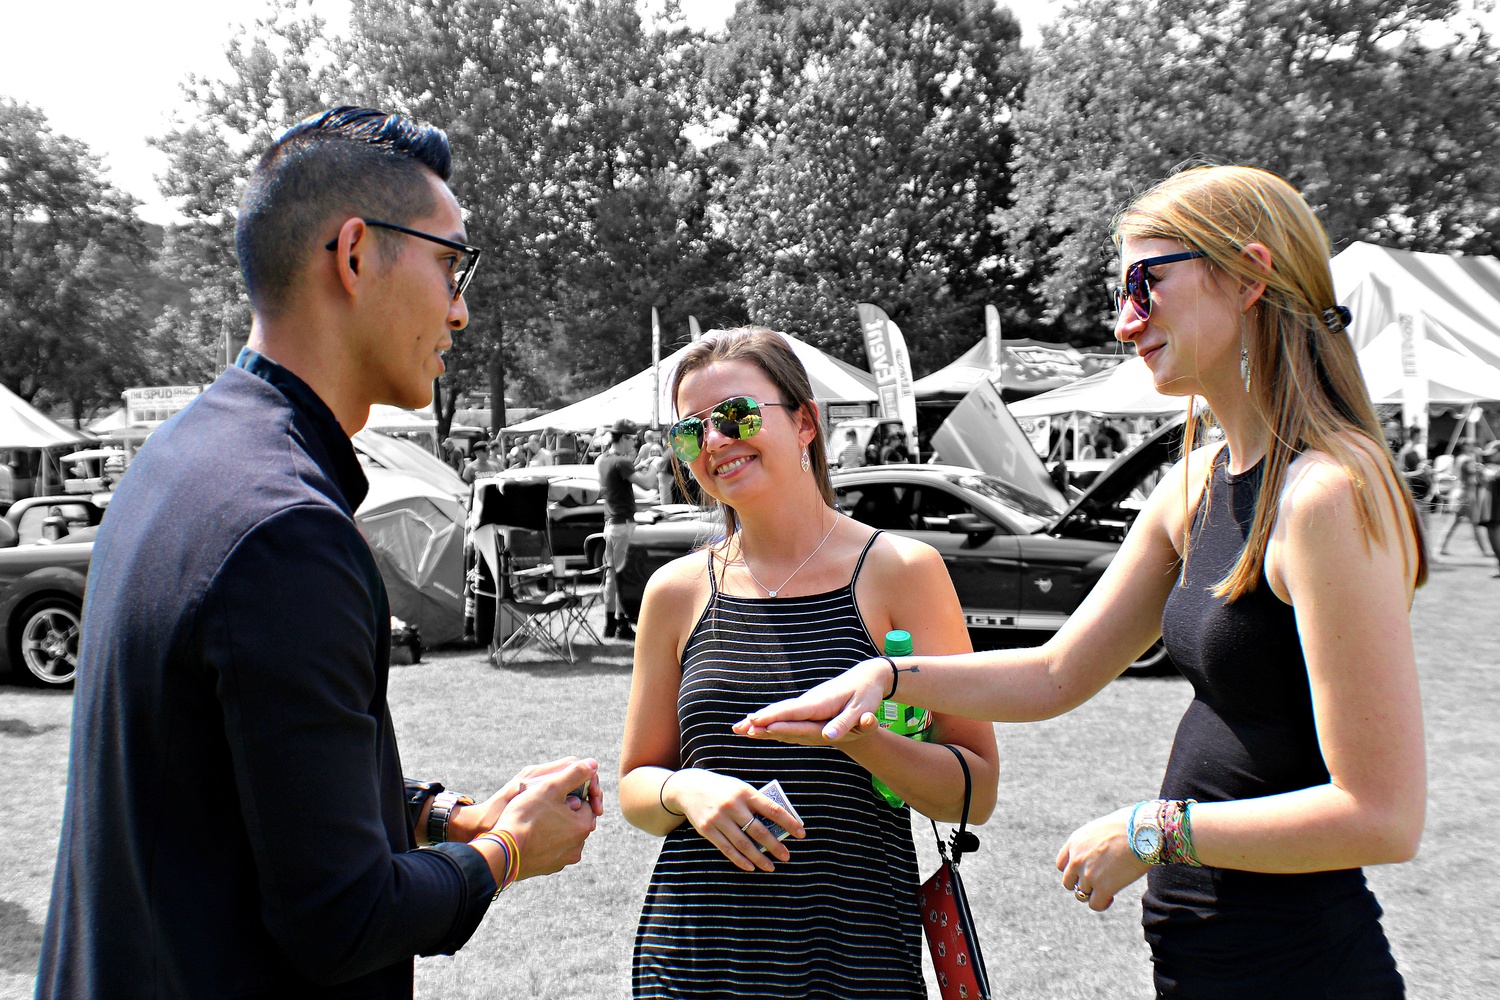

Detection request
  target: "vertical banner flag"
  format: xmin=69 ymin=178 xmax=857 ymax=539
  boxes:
xmin=1397 ymin=311 xmax=1428 ymax=433
xmin=651 ymin=307 xmax=662 ymax=428
xmin=689 ymin=315 xmax=702 ymax=341
xmin=985 ymin=304 xmax=1002 ymax=376
xmin=857 ymin=303 xmax=920 ymax=462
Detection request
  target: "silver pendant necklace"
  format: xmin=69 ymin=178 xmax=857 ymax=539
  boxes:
xmin=740 ymin=512 xmax=839 ymax=597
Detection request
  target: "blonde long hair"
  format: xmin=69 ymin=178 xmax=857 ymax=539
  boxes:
xmin=1113 ymin=166 xmax=1428 ymax=598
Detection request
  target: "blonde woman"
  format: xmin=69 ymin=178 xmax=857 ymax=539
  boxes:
xmin=742 ymin=167 xmax=1427 ymax=998
xmin=620 ymin=329 xmax=998 ymax=998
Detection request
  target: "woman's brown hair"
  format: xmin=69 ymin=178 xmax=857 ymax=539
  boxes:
xmin=668 ymin=327 xmax=835 ymax=545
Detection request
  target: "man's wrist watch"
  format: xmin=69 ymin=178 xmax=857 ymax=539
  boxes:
xmin=426 ymin=790 xmax=475 ymax=844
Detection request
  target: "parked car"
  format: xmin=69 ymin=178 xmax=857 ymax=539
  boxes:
xmin=0 ymin=496 xmax=107 ymax=687
xmin=616 ymin=419 xmax=1185 ymax=674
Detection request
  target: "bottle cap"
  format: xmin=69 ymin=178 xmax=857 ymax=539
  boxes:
xmin=884 ymin=629 xmax=912 ymax=656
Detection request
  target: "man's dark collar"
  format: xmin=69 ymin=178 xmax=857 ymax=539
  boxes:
xmin=235 ymin=347 xmax=368 ymax=511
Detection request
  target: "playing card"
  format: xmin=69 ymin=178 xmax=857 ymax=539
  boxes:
xmin=754 ymin=779 xmax=802 ymax=843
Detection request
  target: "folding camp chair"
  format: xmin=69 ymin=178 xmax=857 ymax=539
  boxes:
xmin=471 ymin=478 xmax=584 ymax=665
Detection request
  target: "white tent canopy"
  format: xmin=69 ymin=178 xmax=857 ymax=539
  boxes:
xmin=1356 ymin=328 xmax=1500 ymax=403
xmin=509 ymin=331 xmax=879 ymax=432
xmin=1006 ymin=356 xmax=1195 ymax=419
xmin=912 ymin=338 xmax=1086 ymax=400
xmin=0 ymin=383 xmax=90 ymax=449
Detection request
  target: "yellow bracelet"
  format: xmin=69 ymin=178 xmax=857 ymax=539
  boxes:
xmin=492 ymin=828 xmax=521 ymax=888
xmin=475 ymin=832 xmax=515 ymax=898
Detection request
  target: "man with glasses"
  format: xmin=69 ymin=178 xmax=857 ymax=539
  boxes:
xmin=596 ymin=418 xmax=657 ymax=640
xmin=38 ymin=107 xmax=601 ymax=1000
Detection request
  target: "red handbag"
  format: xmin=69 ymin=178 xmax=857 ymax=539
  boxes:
xmin=918 ymin=745 xmax=992 ymax=1000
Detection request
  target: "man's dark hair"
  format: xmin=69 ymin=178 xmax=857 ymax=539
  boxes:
xmin=236 ymin=106 xmax=453 ymax=317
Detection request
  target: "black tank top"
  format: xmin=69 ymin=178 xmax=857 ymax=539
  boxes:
xmin=1149 ymin=447 xmax=1403 ymax=998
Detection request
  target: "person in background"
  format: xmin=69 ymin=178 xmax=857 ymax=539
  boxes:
xmin=36 ymin=106 xmax=601 ymax=1000
xmin=596 ymin=418 xmax=656 ymax=639
xmin=836 ymin=427 xmax=863 ymax=469
xmin=879 ymin=427 xmax=912 ymax=464
xmin=526 ymin=432 xmax=553 ymax=466
xmin=1437 ymin=440 xmax=1490 ymax=557
xmin=1396 ymin=425 xmax=1433 ymax=526
xmin=1477 ymin=440 xmax=1500 ymax=577
xmin=621 ymin=328 xmax=996 ymax=998
xmin=742 ymin=165 xmax=1426 ymax=1000
xmin=635 ymin=426 xmax=665 ymax=473
xmin=461 ymin=438 xmax=504 ymax=484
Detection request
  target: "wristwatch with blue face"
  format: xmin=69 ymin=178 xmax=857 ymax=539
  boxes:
xmin=426 ymin=790 xmax=474 ymax=844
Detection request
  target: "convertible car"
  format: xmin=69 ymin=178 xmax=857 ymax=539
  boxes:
xmin=616 ymin=418 xmax=1185 ymax=673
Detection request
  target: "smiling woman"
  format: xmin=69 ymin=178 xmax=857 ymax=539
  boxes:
xmin=617 ymin=327 xmax=998 ymax=999
xmin=740 ymin=167 xmax=1430 ymax=1000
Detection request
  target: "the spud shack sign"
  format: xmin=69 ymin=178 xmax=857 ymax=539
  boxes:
xmin=124 ymin=385 xmax=204 ymax=426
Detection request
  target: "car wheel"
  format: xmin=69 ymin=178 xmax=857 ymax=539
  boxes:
xmin=13 ymin=597 xmax=82 ymax=688
xmin=1124 ymin=638 xmax=1173 ymax=677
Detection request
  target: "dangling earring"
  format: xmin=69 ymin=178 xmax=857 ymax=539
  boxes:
xmin=801 ymin=448 xmax=811 ymax=472
xmin=1240 ymin=330 xmax=1251 ymax=393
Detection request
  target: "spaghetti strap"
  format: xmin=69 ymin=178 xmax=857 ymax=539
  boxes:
xmin=705 ymin=548 xmax=719 ymax=597
xmin=849 ymin=529 xmax=884 ymax=587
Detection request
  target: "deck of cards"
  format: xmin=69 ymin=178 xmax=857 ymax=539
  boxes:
xmin=752 ymin=779 xmax=802 ymax=845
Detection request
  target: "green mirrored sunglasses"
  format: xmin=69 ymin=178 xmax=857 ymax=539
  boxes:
xmin=669 ymin=395 xmax=795 ymax=462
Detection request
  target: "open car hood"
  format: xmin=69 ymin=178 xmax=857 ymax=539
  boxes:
xmin=1047 ymin=413 xmax=1187 ymax=535
xmin=930 ymin=377 xmax=1067 ymax=512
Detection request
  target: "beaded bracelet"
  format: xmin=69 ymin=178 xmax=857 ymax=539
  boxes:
xmin=659 ymin=771 xmax=685 ymax=817
xmin=1129 ymin=799 xmax=1204 ymax=868
xmin=1177 ymin=800 xmax=1203 ymax=867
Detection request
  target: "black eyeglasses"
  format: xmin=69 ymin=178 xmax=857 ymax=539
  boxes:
xmin=324 ymin=219 xmax=482 ymax=301
xmin=1112 ymin=251 xmax=1206 ymax=319
xmin=669 ymin=395 xmax=794 ymax=462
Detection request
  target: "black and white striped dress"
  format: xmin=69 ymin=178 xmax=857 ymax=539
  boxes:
xmin=632 ymin=532 xmax=926 ymax=999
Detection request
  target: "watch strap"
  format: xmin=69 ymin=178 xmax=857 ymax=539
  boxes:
xmin=426 ymin=790 xmax=475 ymax=844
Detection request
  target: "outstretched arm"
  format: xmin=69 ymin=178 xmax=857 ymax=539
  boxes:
xmin=737 ymin=450 xmax=1205 ymax=737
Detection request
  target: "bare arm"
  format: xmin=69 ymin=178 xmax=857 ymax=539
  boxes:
xmin=746 ymin=533 xmax=999 ymax=823
xmin=1058 ymin=447 xmax=1426 ymax=910
xmin=617 ymin=555 xmax=806 ymax=872
xmin=737 ymin=449 xmax=1212 ymax=737
xmin=1188 ymin=451 xmax=1425 ymax=871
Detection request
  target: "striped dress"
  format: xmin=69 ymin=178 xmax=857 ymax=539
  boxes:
xmin=632 ymin=532 xmax=926 ymax=999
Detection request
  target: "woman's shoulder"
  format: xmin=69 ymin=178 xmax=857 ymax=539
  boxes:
xmin=853 ymin=522 xmax=946 ymax=577
xmin=1277 ymin=432 xmax=1417 ymax=550
xmin=645 ymin=545 xmax=716 ymax=596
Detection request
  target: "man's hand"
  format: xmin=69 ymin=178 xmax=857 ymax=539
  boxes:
xmin=452 ymin=756 xmax=603 ymax=843
xmin=492 ymin=757 xmax=602 ymax=881
xmin=733 ymin=657 xmax=889 ymax=742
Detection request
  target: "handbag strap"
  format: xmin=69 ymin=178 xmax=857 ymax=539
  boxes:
xmin=930 ymin=743 xmax=979 ymax=866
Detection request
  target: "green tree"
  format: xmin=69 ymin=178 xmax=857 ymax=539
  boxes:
xmin=148 ymin=0 xmax=343 ymax=387
xmin=706 ymin=0 xmax=1029 ymax=373
xmin=1007 ymin=0 xmax=1500 ymax=340
xmin=0 ymin=98 xmax=152 ymax=421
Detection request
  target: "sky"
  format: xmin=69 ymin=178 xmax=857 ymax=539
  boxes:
xmin=0 ymin=0 xmax=1066 ymax=226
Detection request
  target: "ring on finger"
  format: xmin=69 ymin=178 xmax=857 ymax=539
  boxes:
xmin=1074 ymin=886 xmax=1092 ymax=902
xmin=741 ymin=819 xmax=758 ymax=833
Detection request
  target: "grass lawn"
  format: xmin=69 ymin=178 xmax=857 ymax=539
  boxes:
xmin=0 ymin=535 xmax=1495 ymax=999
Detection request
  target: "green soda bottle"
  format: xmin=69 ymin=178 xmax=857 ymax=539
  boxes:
xmin=871 ymin=629 xmax=932 ymax=808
